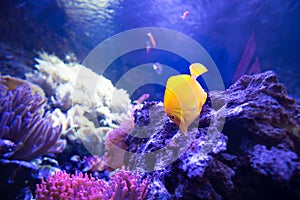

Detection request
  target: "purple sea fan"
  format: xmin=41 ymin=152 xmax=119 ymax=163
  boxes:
xmin=0 ymin=83 xmax=65 ymax=161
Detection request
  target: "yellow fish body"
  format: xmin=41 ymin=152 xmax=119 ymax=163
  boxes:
xmin=164 ymin=63 xmax=208 ymax=133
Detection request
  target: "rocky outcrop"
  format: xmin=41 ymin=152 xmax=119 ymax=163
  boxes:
xmin=124 ymin=71 xmax=300 ymax=199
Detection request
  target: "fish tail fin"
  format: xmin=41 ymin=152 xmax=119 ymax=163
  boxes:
xmin=189 ymin=63 xmax=208 ymax=79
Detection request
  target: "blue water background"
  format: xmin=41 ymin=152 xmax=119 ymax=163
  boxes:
xmin=3 ymin=0 xmax=300 ymax=101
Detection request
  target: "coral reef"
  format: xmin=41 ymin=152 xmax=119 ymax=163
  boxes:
xmin=26 ymin=53 xmax=131 ymax=127
xmin=0 ymin=82 xmax=65 ymax=161
xmin=0 ymin=1 xmax=299 ymax=198
xmin=1 ymin=66 xmax=300 ymax=200
xmin=0 ymin=78 xmax=66 ymax=200
xmin=219 ymin=71 xmax=300 ymax=199
xmin=35 ymin=169 xmax=149 ymax=200
xmin=25 ymin=53 xmax=133 ymax=171
xmin=118 ymin=71 xmax=300 ymax=199
xmin=36 ymin=170 xmax=110 ymax=199
xmin=59 ymin=154 xmax=110 ymax=182
xmin=82 ymin=155 xmax=105 ymax=172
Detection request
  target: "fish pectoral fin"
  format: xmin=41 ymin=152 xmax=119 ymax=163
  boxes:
xmin=179 ymin=124 xmax=187 ymax=134
xmin=179 ymin=118 xmax=188 ymax=134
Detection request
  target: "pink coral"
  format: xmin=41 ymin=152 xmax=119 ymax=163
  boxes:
xmin=105 ymin=118 xmax=135 ymax=171
xmin=36 ymin=169 xmax=148 ymax=200
xmin=36 ymin=171 xmax=111 ymax=200
xmin=110 ymin=169 xmax=149 ymax=200
xmin=82 ymin=155 xmax=105 ymax=172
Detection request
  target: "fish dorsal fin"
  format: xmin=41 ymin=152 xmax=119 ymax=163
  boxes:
xmin=189 ymin=63 xmax=208 ymax=79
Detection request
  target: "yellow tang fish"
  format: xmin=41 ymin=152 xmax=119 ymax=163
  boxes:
xmin=164 ymin=63 xmax=208 ymax=133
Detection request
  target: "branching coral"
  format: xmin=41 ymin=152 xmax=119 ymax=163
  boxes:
xmin=0 ymin=82 xmax=65 ymax=161
xmin=35 ymin=169 xmax=149 ymax=200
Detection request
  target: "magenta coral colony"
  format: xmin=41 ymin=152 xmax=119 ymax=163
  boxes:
xmin=35 ymin=169 xmax=149 ymax=200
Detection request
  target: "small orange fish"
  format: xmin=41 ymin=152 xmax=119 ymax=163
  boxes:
xmin=146 ymin=41 xmax=151 ymax=53
xmin=181 ymin=10 xmax=189 ymax=20
xmin=134 ymin=93 xmax=150 ymax=105
xmin=147 ymin=32 xmax=157 ymax=48
xmin=152 ymin=62 xmax=163 ymax=75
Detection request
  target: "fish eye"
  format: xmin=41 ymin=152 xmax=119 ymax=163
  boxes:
xmin=170 ymin=115 xmax=175 ymax=120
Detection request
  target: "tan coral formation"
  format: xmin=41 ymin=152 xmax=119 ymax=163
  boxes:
xmin=26 ymin=52 xmax=131 ymax=127
xmin=51 ymin=105 xmax=112 ymax=156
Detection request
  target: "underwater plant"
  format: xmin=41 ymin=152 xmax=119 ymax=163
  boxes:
xmin=0 ymin=82 xmax=65 ymax=161
xmin=35 ymin=169 xmax=149 ymax=200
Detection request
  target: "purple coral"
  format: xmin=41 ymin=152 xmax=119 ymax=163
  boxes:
xmin=0 ymin=83 xmax=65 ymax=161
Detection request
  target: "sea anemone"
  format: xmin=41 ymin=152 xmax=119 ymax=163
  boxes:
xmin=0 ymin=82 xmax=65 ymax=161
xmin=35 ymin=169 xmax=149 ymax=200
